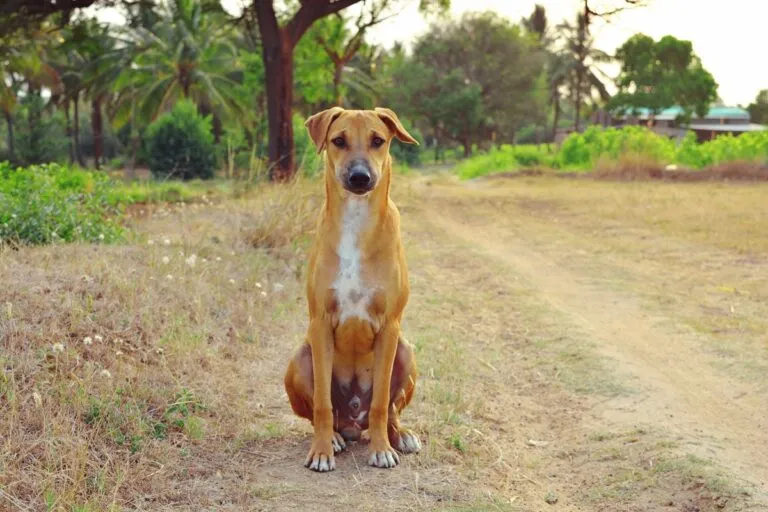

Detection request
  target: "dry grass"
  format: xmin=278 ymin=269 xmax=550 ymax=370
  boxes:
xmin=2 ymin=174 xmax=765 ymax=510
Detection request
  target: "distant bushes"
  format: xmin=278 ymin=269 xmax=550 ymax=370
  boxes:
xmin=456 ymin=126 xmax=768 ymax=179
xmin=455 ymin=144 xmax=558 ymax=179
xmin=146 ymin=100 xmax=216 ymax=181
xmin=0 ymin=162 xmax=124 ymax=245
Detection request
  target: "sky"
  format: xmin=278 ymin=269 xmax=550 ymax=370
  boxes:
xmin=221 ymin=0 xmax=767 ymax=107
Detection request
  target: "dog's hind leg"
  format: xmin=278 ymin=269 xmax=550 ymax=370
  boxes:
xmin=387 ymin=336 xmax=422 ymax=454
xmin=283 ymin=344 xmax=347 ymax=455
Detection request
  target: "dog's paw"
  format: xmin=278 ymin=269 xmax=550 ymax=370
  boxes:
xmin=332 ymin=431 xmax=346 ymax=454
xmin=368 ymin=444 xmax=400 ymax=468
xmin=305 ymin=438 xmax=336 ymax=472
xmin=394 ymin=428 xmax=422 ymax=454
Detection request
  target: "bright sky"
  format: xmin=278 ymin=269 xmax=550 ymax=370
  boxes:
xmin=226 ymin=0 xmax=767 ymax=106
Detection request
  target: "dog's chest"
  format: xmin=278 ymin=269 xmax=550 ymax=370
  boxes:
xmin=333 ymin=200 xmax=375 ymax=324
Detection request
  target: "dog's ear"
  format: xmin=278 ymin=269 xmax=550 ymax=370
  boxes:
xmin=305 ymin=107 xmax=345 ymax=154
xmin=375 ymin=107 xmax=419 ymax=145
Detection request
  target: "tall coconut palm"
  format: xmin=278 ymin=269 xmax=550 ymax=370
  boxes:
xmin=114 ymin=0 xmax=243 ymax=141
xmin=556 ymin=13 xmax=611 ymax=131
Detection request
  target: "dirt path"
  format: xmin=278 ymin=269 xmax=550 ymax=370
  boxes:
xmin=417 ymin=178 xmax=768 ymax=503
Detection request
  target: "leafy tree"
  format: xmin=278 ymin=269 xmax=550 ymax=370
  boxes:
xmin=747 ymin=90 xmax=768 ymax=125
xmin=114 ymin=0 xmax=243 ymax=140
xmin=609 ymin=34 xmax=718 ymax=124
xmin=248 ymin=0 xmax=448 ymax=180
xmin=388 ymin=11 xmax=544 ymax=156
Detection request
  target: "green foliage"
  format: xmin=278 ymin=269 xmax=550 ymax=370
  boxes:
xmin=747 ymin=90 xmax=768 ymax=126
xmin=559 ymin=126 xmax=676 ymax=170
xmin=146 ymin=100 xmax=216 ymax=180
xmin=386 ymin=11 xmax=545 ymax=154
xmin=294 ymin=114 xmax=324 ymax=177
xmin=609 ymin=34 xmax=718 ymax=123
xmin=455 ymin=144 xmax=556 ymax=179
xmin=14 ymin=95 xmax=69 ymax=165
xmin=0 ymin=162 xmax=124 ymax=245
xmin=456 ymin=127 xmax=768 ymax=178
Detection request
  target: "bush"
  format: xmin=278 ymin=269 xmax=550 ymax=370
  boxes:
xmin=559 ymin=126 xmax=676 ymax=170
xmin=0 ymin=162 xmax=124 ymax=245
xmin=146 ymin=100 xmax=216 ymax=180
xmin=455 ymin=144 xmax=557 ymax=179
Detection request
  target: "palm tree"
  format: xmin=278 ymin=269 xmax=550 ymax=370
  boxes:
xmin=557 ymin=13 xmax=611 ymax=131
xmin=114 ymin=0 xmax=243 ymax=142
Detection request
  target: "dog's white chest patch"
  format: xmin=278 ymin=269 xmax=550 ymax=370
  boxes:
xmin=334 ymin=199 xmax=373 ymax=324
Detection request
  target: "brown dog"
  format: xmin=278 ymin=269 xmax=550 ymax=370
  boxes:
xmin=283 ymin=107 xmax=421 ymax=472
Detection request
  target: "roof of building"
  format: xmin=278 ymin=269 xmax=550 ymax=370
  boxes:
xmin=615 ymin=106 xmax=750 ymax=121
xmin=689 ymin=123 xmax=767 ymax=132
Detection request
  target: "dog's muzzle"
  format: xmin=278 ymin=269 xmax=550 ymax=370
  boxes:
xmin=343 ymin=159 xmax=376 ymax=195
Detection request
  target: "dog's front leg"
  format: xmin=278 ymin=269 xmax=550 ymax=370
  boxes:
xmin=305 ymin=318 xmax=336 ymax=472
xmin=368 ymin=321 xmax=401 ymax=468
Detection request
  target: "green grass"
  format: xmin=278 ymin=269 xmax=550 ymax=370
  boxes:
xmin=455 ymin=126 xmax=768 ymax=179
xmin=455 ymin=144 xmax=557 ymax=179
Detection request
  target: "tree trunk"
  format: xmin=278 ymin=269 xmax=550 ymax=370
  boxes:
xmin=551 ymin=98 xmax=560 ymax=142
xmin=4 ymin=112 xmax=14 ymax=160
xmin=65 ymin=99 xmax=74 ymax=164
xmin=213 ymin=113 xmax=222 ymax=145
xmin=262 ymin=29 xmax=295 ymax=181
xmin=574 ymin=71 xmax=583 ymax=132
xmin=73 ymin=92 xmax=85 ymax=167
xmin=91 ymin=95 xmax=104 ymax=170
xmin=462 ymin=137 xmax=471 ymax=158
xmin=333 ymin=61 xmax=344 ymax=106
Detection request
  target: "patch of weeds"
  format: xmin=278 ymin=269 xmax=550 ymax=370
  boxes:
xmin=84 ymin=387 xmax=207 ymax=452
xmin=450 ymin=432 xmax=466 ymax=453
xmin=654 ymin=454 xmax=748 ymax=497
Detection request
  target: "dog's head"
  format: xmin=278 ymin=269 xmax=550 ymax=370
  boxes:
xmin=305 ymin=107 xmax=418 ymax=196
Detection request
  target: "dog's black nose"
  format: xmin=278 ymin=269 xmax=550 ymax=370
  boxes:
xmin=348 ymin=170 xmax=371 ymax=188
xmin=349 ymin=396 xmax=361 ymax=411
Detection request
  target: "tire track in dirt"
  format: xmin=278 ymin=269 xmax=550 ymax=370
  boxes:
xmin=421 ymin=199 xmax=768 ymax=502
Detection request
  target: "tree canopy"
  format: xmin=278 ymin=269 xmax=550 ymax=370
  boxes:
xmin=609 ymin=34 xmax=718 ymax=123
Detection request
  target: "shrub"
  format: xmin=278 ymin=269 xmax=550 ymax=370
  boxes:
xmin=146 ymin=100 xmax=216 ymax=180
xmin=0 ymin=162 xmax=124 ymax=245
xmin=559 ymin=126 xmax=676 ymax=170
xmin=455 ymin=144 xmax=557 ymax=179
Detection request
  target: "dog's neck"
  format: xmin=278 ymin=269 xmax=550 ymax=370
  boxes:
xmin=324 ymin=159 xmax=392 ymax=253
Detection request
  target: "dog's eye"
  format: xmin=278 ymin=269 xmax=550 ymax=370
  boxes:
xmin=371 ymin=136 xmax=385 ymax=148
xmin=331 ymin=137 xmax=346 ymax=149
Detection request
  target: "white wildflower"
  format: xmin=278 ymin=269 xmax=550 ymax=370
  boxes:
xmin=99 ymin=369 xmax=112 ymax=378
xmin=162 ymin=256 xmax=170 ymax=264
xmin=148 ymin=239 xmax=155 ymax=245
xmin=32 ymin=391 xmax=43 ymax=408
xmin=255 ymin=282 xmax=263 ymax=289
xmin=215 ymin=256 xmax=222 ymax=262
xmin=98 ymin=233 xmax=105 ymax=241
xmin=166 ymin=274 xmax=173 ymax=280
xmin=229 ymin=279 xmax=236 ymax=285
xmin=52 ymin=343 xmax=65 ymax=353
xmin=230 ymin=251 xmax=236 ymax=256
xmin=163 ymin=238 xmax=171 ymax=246
xmin=156 ymin=348 xmax=165 ymax=355
xmin=185 ymin=254 xmax=197 ymax=267
xmin=94 ymin=335 xmax=103 ymax=343
xmin=82 ymin=336 xmax=93 ymax=346
xmin=260 ymin=291 xmax=267 ymax=297
xmin=116 ymin=351 xmax=124 ymax=357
